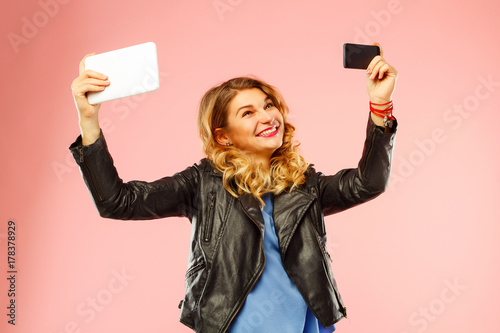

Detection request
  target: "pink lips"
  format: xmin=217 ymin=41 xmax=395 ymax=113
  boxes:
xmin=256 ymin=125 xmax=279 ymax=137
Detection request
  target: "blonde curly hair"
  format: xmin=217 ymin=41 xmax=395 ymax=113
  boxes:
xmin=197 ymin=77 xmax=309 ymax=204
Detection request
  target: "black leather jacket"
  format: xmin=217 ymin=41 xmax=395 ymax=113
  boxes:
xmin=69 ymin=115 xmax=397 ymax=333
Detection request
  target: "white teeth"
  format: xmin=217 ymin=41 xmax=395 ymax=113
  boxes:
xmin=258 ymin=126 xmax=277 ymax=136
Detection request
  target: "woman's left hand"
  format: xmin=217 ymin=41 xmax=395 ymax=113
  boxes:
xmin=366 ymin=43 xmax=398 ymax=103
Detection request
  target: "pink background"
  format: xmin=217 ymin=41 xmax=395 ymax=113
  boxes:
xmin=1 ymin=0 xmax=500 ymax=332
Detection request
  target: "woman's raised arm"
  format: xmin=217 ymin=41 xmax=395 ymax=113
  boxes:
xmin=70 ymin=53 xmax=111 ymax=145
xmin=365 ymin=43 xmax=398 ymax=128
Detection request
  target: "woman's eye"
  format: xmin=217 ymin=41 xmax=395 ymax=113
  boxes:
xmin=265 ymin=102 xmax=275 ymax=109
xmin=242 ymin=111 xmax=252 ymax=117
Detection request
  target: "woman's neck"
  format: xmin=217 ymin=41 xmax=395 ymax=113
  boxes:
xmin=254 ymin=157 xmax=271 ymax=172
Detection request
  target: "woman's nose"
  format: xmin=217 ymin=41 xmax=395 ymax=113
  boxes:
xmin=258 ymin=110 xmax=274 ymax=124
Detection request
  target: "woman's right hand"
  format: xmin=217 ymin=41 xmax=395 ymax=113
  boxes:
xmin=71 ymin=53 xmax=110 ymax=145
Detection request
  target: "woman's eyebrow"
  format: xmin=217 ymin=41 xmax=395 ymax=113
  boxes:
xmin=236 ymin=104 xmax=253 ymax=116
xmin=236 ymin=97 xmax=272 ymax=115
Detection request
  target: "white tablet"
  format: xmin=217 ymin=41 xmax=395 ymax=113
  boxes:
xmin=84 ymin=42 xmax=160 ymax=104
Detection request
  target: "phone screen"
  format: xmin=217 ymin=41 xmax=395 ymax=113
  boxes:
xmin=343 ymin=43 xmax=380 ymax=69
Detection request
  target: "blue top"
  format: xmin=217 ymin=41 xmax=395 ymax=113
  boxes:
xmin=228 ymin=193 xmax=336 ymax=332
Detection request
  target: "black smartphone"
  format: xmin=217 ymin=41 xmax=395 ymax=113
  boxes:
xmin=343 ymin=43 xmax=380 ymax=69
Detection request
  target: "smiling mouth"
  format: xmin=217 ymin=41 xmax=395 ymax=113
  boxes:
xmin=257 ymin=125 xmax=279 ymax=137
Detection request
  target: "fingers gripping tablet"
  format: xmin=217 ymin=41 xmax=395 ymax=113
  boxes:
xmin=84 ymin=42 xmax=160 ymax=104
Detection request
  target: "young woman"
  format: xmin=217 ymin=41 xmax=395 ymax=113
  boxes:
xmin=70 ymin=44 xmax=397 ymax=333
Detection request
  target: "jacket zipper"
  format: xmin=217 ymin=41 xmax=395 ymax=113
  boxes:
xmin=185 ymin=261 xmax=206 ymax=279
xmin=361 ymin=124 xmax=377 ymax=177
xmin=78 ymin=147 xmax=103 ymax=202
xmin=203 ymin=192 xmax=216 ymax=242
xmin=307 ymin=219 xmax=347 ymax=318
xmin=183 ymin=260 xmax=208 ymax=311
xmin=221 ymin=202 xmax=265 ymax=332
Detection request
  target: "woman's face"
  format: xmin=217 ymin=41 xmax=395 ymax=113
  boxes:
xmin=217 ymin=88 xmax=284 ymax=164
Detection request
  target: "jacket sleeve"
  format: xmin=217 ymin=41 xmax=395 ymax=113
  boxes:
xmin=69 ymin=132 xmax=199 ymax=220
xmin=317 ymin=114 xmax=397 ymax=216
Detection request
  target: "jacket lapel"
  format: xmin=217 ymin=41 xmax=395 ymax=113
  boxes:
xmin=237 ymin=189 xmax=316 ymax=257
xmin=273 ymin=190 xmax=315 ymax=258
xmin=238 ymin=193 xmax=265 ymax=234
